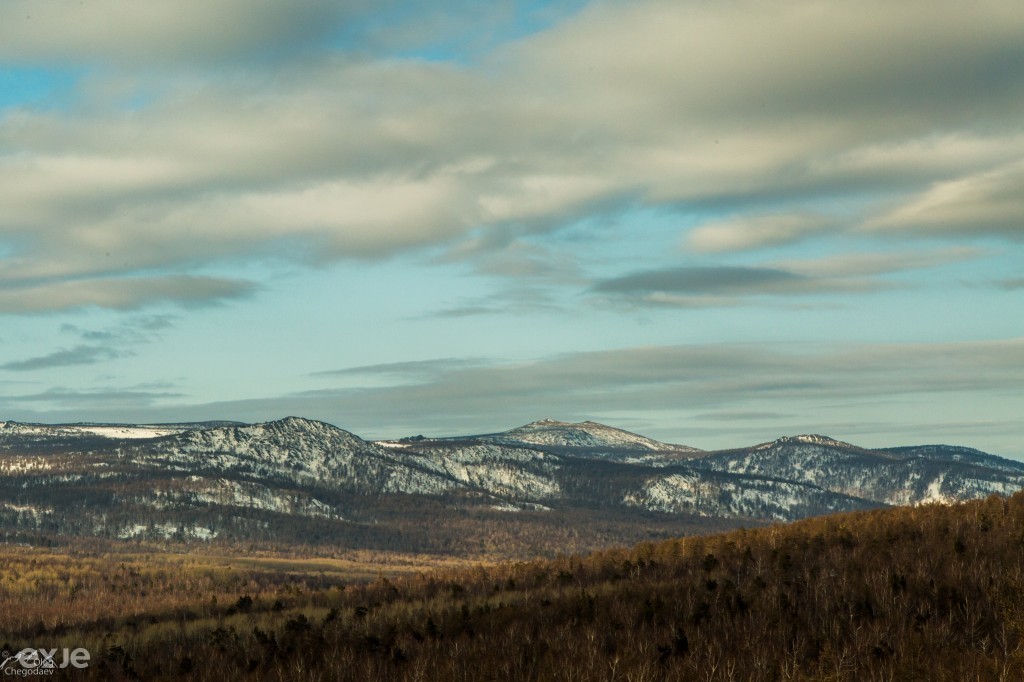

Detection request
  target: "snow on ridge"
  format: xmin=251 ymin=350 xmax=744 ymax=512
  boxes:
xmin=754 ymin=434 xmax=855 ymax=451
xmin=376 ymin=441 xmax=411 ymax=449
xmin=67 ymin=425 xmax=185 ymax=440
xmin=0 ymin=421 xmax=188 ymax=440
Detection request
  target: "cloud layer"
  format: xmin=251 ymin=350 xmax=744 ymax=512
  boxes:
xmin=0 ymin=1 xmax=373 ymax=64
xmin=5 ymin=339 xmax=1021 ymax=455
xmin=1 ymin=0 xmax=1022 ymax=311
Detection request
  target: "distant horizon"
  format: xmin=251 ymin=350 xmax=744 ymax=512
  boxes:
xmin=5 ymin=414 xmax=1020 ymax=462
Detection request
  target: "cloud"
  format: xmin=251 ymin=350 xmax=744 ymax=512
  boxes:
xmin=686 ymin=213 xmax=835 ymax=253
xmin=217 ymin=338 xmax=1024 ymax=425
xmin=429 ymin=305 xmax=497 ymax=319
xmin=3 ymin=315 xmax=179 ymax=374
xmin=312 ymin=357 xmax=490 ymax=380
xmin=458 ymin=241 xmax=585 ymax=282
xmin=50 ymin=338 xmax=1024 ymax=452
xmin=1 ymin=386 xmax=184 ymax=407
xmin=0 ymin=276 xmax=256 ymax=313
xmin=62 ymin=314 xmax=177 ymax=342
xmin=865 ymin=161 xmax=1024 ymax=238
xmin=1 ymin=345 xmax=127 ymax=371
xmin=590 ymin=264 xmax=876 ymax=307
xmin=4 ymin=338 xmax=1021 ymax=455
xmin=593 ymin=266 xmax=805 ymax=296
xmin=589 ymin=247 xmax=985 ymax=308
xmin=425 ymin=285 xmax=565 ymax=318
xmin=769 ymin=247 xmax=982 ymax=278
xmin=0 ymin=0 xmax=376 ymax=65
xmin=0 ymin=0 xmax=587 ymax=67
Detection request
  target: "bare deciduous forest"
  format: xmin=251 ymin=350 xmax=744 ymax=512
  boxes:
xmin=1 ymin=492 xmax=1023 ymax=680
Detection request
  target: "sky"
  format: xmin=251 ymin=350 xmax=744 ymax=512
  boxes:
xmin=0 ymin=0 xmax=1022 ymax=457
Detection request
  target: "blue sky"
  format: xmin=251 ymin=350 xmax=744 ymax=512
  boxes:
xmin=0 ymin=0 xmax=1022 ymax=457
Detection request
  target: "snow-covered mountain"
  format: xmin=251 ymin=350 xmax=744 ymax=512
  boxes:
xmin=480 ymin=418 xmax=696 ymax=452
xmin=0 ymin=417 xmax=1021 ymax=553
xmin=130 ymin=416 xmax=461 ymax=495
xmin=689 ymin=435 xmax=1024 ymax=506
xmin=622 ymin=470 xmax=877 ymax=521
xmin=434 ymin=419 xmax=703 ymax=466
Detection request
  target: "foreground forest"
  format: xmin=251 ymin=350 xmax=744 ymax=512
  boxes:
xmin=2 ymin=492 xmax=1024 ymax=680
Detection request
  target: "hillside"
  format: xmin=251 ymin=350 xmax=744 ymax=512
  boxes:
xmin=2 ymin=492 xmax=1021 ymax=680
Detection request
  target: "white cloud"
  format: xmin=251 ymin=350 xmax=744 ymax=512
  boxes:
xmin=865 ymin=161 xmax=1024 ymax=238
xmin=770 ymin=247 xmax=983 ymax=278
xmin=687 ymin=213 xmax=834 ymax=253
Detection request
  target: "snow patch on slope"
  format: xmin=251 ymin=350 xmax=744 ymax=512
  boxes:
xmin=118 ymin=523 xmax=218 ymax=540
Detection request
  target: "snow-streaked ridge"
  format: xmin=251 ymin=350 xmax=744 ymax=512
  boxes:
xmin=1 ymin=417 xmax=1022 ymax=540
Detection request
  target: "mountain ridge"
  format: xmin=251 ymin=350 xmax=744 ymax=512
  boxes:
xmin=1 ymin=415 xmax=1021 ymax=555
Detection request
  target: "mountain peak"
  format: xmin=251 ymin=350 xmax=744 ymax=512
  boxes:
xmin=527 ymin=418 xmax=569 ymax=426
xmin=757 ymin=434 xmax=857 ymax=450
xmin=247 ymin=417 xmax=359 ymax=438
xmin=265 ymin=416 xmax=328 ymax=430
xmin=793 ymin=434 xmax=848 ymax=446
xmin=492 ymin=419 xmax=697 ymax=452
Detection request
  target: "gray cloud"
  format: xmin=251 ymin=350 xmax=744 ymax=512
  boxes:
xmin=62 ymin=314 xmax=177 ymax=344
xmin=1 ymin=345 xmax=127 ymax=371
xmin=457 ymin=241 xmax=586 ymax=283
xmin=593 ymin=266 xmax=805 ymax=296
xmin=590 ymin=247 xmax=985 ymax=307
xmin=0 ymin=0 xmax=377 ymax=65
xmin=0 ymin=276 xmax=256 ymax=313
xmin=4 ymin=338 xmax=1021 ymax=456
xmin=312 ymin=357 xmax=491 ymax=379
xmin=4 ymin=315 xmax=180 ymax=373
xmin=429 ymin=305 xmax=497 ymax=319
xmin=426 ymin=285 xmax=565 ymax=318
xmin=19 ymin=337 xmax=1019 ymax=455
xmin=2 ymin=386 xmax=184 ymax=407
xmin=133 ymin=315 xmax=178 ymax=331
xmin=0 ymin=0 xmax=585 ymax=67
xmin=589 ymin=265 xmax=873 ymax=308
